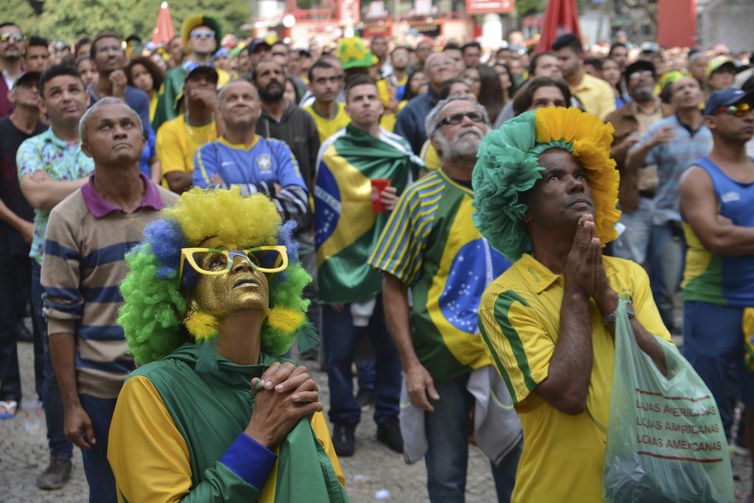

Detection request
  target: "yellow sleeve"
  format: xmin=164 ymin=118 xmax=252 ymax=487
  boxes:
xmin=626 ymin=261 xmax=673 ymax=343
xmin=420 ymin=140 xmax=441 ymax=171
xmin=598 ymin=83 xmax=616 ymax=120
xmin=108 ymin=376 xmax=192 ymax=503
xmin=310 ymin=411 xmax=346 ymax=487
xmin=156 ymin=121 xmax=188 ymax=176
xmin=478 ymin=287 xmax=554 ymax=405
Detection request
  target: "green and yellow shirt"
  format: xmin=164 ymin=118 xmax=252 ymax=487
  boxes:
xmin=369 ymin=169 xmax=510 ymax=380
xmin=478 ymin=254 xmax=671 ymax=503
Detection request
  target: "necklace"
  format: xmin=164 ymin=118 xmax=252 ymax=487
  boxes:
xmin=184 ymin=113 xmax=214 ymax=144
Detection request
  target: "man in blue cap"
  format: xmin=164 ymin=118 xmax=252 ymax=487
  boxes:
xmin=680 ymin=88 xmax=754 ymax=487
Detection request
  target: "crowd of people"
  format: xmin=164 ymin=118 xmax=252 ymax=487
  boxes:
xmin=1 ymin=12 xmax=754 ymax=503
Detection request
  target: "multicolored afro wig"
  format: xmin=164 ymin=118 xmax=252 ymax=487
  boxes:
xmin=118 ymin=187 xmax=311 ymax=366
xmin=472 ymin=107 xmax=621 ymax=262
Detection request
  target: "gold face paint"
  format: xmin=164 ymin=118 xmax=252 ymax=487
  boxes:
xmin=190 ymin=237 xmax=270 ymax=318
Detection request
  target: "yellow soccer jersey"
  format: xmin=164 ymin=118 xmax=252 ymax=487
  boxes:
xmin=479 ymin=254 xmax=672 ymax=503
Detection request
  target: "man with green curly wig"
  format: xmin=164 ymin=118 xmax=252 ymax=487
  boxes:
xmin=474 ymin=106 xmax=673 ymax=502
xmin=107 ymin=187 xmax=348 ymax=502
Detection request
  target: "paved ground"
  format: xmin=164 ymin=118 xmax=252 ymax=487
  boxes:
xmin=1 ymin=340 xmax=752 ymax=502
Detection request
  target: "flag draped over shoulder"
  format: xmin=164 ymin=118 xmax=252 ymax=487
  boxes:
xmin=314 ymin=124 xmax=423 ymax=304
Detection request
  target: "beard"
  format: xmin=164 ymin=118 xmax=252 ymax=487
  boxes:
xmin=436 ymin=128 xmax=483 ymax=163
xmin=259 ymin=81 xmax=284 ymax=102
xmin=631 ymin=85 xmax=655 ymax=102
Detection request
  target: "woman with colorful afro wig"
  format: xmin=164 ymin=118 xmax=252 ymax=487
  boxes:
xmin=107 ymin=187 xmax=349 ymax=502
xmin=473 ymin=107 xmax=674 ymax=502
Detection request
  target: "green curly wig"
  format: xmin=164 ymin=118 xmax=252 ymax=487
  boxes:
xmin=472 ymin=107 xmax=621 ymax=262
xmin=118 ymin=187 xmax=311 ymax=366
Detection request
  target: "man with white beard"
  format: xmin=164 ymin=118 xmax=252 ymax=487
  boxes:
xmin=369 ymin=96 xmax=523 ymax=502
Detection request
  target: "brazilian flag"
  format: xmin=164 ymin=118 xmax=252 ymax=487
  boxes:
xmin=314 ymin=124 xmax=423 ymax=304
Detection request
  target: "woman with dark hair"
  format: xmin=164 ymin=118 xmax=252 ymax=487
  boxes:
xmin=403 ymin=70 xmax=428 ymax=102
xmin=126 ymin=56 xmax=165 ymax=125
xmin=492 ymin=62 xmax=516 ymax=105
xmin=126 ymin=57 xmax=165 ymax=184
xmin=284 ymin=77 xmax=301 ymax=105
xmin=477 ymin=64 xmax=506 ymax=124
xmin=511 ymin=76 xmax=572 ymax=116
xmin=602 ymin=57 xmax=627 ymax=109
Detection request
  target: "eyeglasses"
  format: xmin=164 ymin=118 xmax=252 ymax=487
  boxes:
xmin=191 ymin=30 xmax=215 ymax=40
xmin=628 ymin=70 xmax=653 ymax=81
xmin=178 ymin=246 xmax=288 ymax=282
xmin=715 ymin=102 xmax=753 ymax=118
xmin=435 ymin=111 xmax=485 ymax=130
xmin=0 ymin=33 xmax=26 ymax=43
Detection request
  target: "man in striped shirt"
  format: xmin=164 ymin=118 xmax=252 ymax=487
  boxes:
xmin=369 ymin=96 xmax=522 ymax=502
xmin=42 ymin=98 xmax=177 ymax=502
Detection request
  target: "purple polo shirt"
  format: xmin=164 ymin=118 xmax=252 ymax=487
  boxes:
xmin=81 ymin=172 xmax=165 ymax=217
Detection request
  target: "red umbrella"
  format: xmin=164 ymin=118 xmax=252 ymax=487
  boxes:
xmin=534 ymin=0 xmax=582 ymax=53
xmin=151 ymin=1 xmax=176 ymax=46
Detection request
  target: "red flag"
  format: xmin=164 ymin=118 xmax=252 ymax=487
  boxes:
xmin=151 ymin=1 xmax=176 ymax=46
xmin=534 ymin=0 xmax=582 ymax=53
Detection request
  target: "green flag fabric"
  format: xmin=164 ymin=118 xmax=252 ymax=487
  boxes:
xmin=314 ymin=124 xmax=423 ymax=304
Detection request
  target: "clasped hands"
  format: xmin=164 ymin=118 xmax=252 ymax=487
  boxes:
xmin=245 ymin=362 xmax=322 ymax=449
xmin=564 ymin=214 xmax=618 ymax=316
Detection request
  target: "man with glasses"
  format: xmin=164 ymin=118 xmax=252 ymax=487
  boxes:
xmin=304 ymin=59 xmax=350 ymax=143
xmin=153 ymin=15 xmax=230 ymax=130
xmin=41 ymin=98 xmax=176 ymax=502
xmin=193 ymin=79 xmax=309 ymax=227
xmin=0 ymin=23 xmax=26 ymax=118
xmin=395 ymin=52 xmax=455 ymax=154
xmin=88 ymin=32 xmax=150 ymax=135
xmin=625 ymin=76 xmax=712 ymax=334
xmin=680 ymin=88 xmax=754 ymax=490
xmin=606 ymin=61 xmax=673 ymax=265
xmin=370 ymin=96 xmax=522 ymax=502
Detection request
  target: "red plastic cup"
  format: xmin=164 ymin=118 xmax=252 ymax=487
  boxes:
xmin=370 ymin=178 xmax=391 ymax=213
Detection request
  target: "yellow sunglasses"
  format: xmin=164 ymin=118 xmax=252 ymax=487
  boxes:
xmin=178 ymin=246 xmax=288 ymax=282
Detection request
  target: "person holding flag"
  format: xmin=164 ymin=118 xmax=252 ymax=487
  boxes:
xmin=314 ymin=74 xmax=423 ymax=457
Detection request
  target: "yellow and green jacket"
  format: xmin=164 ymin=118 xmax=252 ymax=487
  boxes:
xmin=108 ymin=344 xmax=347 ymax=502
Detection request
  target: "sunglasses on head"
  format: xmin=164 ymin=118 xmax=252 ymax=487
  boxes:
xmin=715 ymin=102 xmax=753 ymax=118
xmin=191 ymin=30 xmax=215 ymax=40
xmin=178 ymin=246 xmax=288 ymax=284
xmin=0 ymin=33 xmax=26 ymax=43
xmin=435 ymin=111 xmax=485 ymax=131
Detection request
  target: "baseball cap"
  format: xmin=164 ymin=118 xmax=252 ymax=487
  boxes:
xmin=624 ymin=60 xmax=656 ymax=82
xmin=13 ymin=71 xmax=41 ymax=90
xmin=705 ymin=55 xmax=737 ymax=79
xmin=640 ymin=42 xmax=659 ymax=54
xmin=336 ymin=37 xmax=378 ymax=70
xmin=247 ymin=38 xmax=272 ymax=54
xmin=703 ymin=87 xmax=754 ymax=116
xmin=186 ymin=65 xmax=219 ymax=84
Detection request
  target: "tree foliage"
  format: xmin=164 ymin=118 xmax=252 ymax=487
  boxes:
xmin=5 ymin=0 xmax=253 ymax=43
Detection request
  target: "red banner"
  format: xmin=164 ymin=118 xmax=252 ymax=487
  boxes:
xmin=657 ymin=0 xmax=696 ymax=48
xmin=465 ymin=0 xmax=514 ymax=15
xmin=534 ymin=0 xmax=581 ymax=53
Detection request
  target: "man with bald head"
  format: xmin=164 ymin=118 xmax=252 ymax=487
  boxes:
xmin=395 ymin=52 xmax=455 ymax=154
xmin=42 ymin=97 xmax=176 ymax=502
xmin=193 ymin=80 xmax=309 ymax=225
